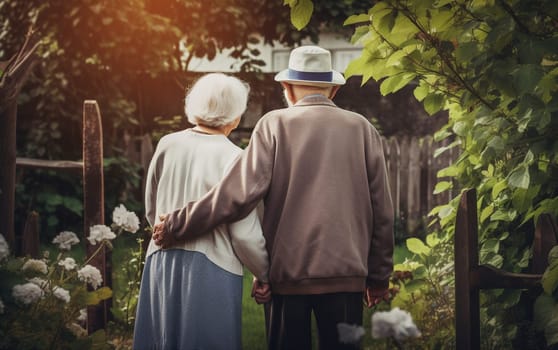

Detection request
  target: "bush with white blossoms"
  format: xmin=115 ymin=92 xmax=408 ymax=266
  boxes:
xmin=337 ymin=307 xmax=421 ymax=349
xmin=0 ymin=204 xmax=141 ymax=349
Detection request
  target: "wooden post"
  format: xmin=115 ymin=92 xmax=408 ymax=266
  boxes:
xmin=21 ymin=211 xmax=40 ymax=258
xmin=83 ymin=100 xmax=110 ymax=333
xmin=407 ymin=137 xmax=421 ymax=233
xmin=532 ymin=214 xmax=558 ymax=274
xmin=454 ymin=188 xmax=480 ymax=350
xmin=0 ymin=100 xmax=18 ymax=249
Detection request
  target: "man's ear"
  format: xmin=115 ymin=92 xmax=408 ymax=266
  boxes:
xmin=329 ymin=86 xmax=340 ymax=99
xmin=281 ymin=82 xmax=296 ymax=104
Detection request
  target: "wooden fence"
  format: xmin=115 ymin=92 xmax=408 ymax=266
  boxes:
xmin=126 ymin=133 xmax=459 ymax=235
xmin=383 ymin=135 xmax=459 ymax=234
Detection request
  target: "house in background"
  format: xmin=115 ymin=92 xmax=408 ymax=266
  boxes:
xmin=183 ymin=32 xmax=446 ymax=139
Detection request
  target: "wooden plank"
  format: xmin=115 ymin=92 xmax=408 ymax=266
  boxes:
xmin=532 ymin=214 xmax=558 ymax=274
xmin=399 ymin=137 xmax=410 ymax=225
xmin=82 ymin=100 xmax=110 ymax=333
xmin=21 ymin=211 xmax=39 ymax=258
xmin=475 ymin=265 xmax=541 ymax=289
xmin=407 ymin=137 xmax=421 ymax=233
xmin=16 ymin=157 xmax=83 ymax=170
xmin=454 ymin=188 xmax=480 ymax=350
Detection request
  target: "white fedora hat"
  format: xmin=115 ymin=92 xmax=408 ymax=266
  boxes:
xmin=274 ymin=46 xmax=346 ymax=87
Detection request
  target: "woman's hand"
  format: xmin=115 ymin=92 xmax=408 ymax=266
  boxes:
xmin=251 ymin=278 xmax=272 ymax=304
xmin=152 ymin=215 xmax=176 ymax=248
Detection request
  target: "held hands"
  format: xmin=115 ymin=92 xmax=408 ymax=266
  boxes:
xmin=251 ymin=277 xmax=272 ymax=304
xmin=152 ymin=215 xmax=177 ymax=248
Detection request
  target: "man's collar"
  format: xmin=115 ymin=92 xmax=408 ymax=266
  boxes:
xmin=294 ymin=94 xmax=337 ymax=107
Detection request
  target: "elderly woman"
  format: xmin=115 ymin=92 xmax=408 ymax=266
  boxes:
xmin=133 ymin=73 xmax=270 ymax=350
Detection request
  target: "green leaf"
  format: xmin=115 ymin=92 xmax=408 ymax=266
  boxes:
xmin=426 ymin=233 xmax=440 ymax=247
xmin=491 ymin=209 xmax=517 ymax=222
xmin=508 ymin=165 xmax=530 ymax=189
xmin=455 ymin=42 xmax=479 ymax=62
xmin=289 ymin=0 xmax=314 ymax=30
xmin=413 ymin=83 xmax=429 ymax=102
xmin=481 ymin=239 xmax=500 ymax=255
xmin=491 ymin=180 xmax=507 ymax=199
xmin=406 ymin=237 xmax=431 ymax=255
xmin=486 ymin=253 xmax=504 ymax=268
xmin=380 ymin=73 xmax=416 ymax=95
xmin=434 ymin=181 xmax=452 ymax=194
xmin=542 ymin=262 xmax=558 ymax=295
xmin=344 ymin=14 xmax=370 ymax=26
xmin=86 ymin=287 xmax=113 ymax=306
xmin=404 ymin=279 xmax=427 ymax=292
xmin=513 ymin=64 xmax=545 ymax=95
xmin=423 ymin=93 xmax=445 ymax=115
xmin=534 ymin=294 xmax=556 ymax=331
xmin=480 ymin=204 xmax=494 ymax=223
xmin=546 ymin=311 xmax=558 ymax=345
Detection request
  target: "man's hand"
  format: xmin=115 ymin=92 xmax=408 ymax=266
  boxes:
xmin=251 ymin=278 xmax=271 ymax=304
xmin=364 ymin=285 xmax=392 ymax=308
xmin=152 ymin=215 xmax=176 ymax=248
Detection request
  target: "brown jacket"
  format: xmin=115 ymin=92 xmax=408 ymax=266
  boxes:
xmin=165 ymin=94 xmax=394 ymax=294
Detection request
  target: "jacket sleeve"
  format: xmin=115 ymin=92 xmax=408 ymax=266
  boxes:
xmin=164 ymin=123 xmax=274 ymax=241
xmin=228 ymin=209 xmax=269 ymax=283
xmin=366 ymin=125 xmax=395 ymax=289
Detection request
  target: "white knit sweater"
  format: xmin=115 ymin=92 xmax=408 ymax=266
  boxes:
xmin=144 ymin=129 xmax=269 ymax=282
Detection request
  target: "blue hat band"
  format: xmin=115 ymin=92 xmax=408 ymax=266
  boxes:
xmin=287 ymin=69 xmax=333 ymax=82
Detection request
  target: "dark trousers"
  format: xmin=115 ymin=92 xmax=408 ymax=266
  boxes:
xmin=266 ymin=292 xmax=363 ymax=350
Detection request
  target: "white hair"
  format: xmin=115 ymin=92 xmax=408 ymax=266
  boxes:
xmin=185 ymin=73 xmax=250 ymax=127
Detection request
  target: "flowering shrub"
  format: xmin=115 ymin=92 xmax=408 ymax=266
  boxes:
xmin=0 ymin=204 xmax=139 ymax=350
xmin=337 ymin=307 xmax=421 ymax=349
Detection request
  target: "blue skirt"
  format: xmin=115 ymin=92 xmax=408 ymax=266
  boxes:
xmin=133 ymin=249 xmax=243 ymax=350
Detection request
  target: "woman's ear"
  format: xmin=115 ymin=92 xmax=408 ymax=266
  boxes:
xmin=232 ymin=117 xmax=241 ymax=130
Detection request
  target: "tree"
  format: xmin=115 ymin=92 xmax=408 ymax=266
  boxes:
xmin=0 ymin=0 xmax=369 ymax=238
xmin=290 ymin=0 xmax=558 ymax=347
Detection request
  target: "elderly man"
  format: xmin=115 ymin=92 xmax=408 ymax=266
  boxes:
xmin=153 ymin=45 xmax=394 ymax=350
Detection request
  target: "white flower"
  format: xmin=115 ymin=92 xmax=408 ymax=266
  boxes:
xmin=22 ymin=259 xmax=48 ymax=274
xmin=58 ymin=257 xmax=77 ymax=271
xmin=77 ymin=308 xmax=87 ymax=322
xmin=0 ymin=234 xmax=9 ymax=261
xmin=12 ymin=283 xmax=44 ymax=305
xmin=112 ymin=204 xmax=140 ymax=233
xmin=53 ymin=286 xmax=71 ymax=303
xmin=0 ymin=298 xmax=4 ymax=314
xmin=371 ymin=307 xmax=421 ymax=342
xmin=337 ymin=323 xmax=365 ymax=345
xmin=28 ymin=277 xmax=48 ymax=289
xmin=87 ymin=225 xmax=116 ymax=245
xmin=52 ymin=231 xmax=80 ymax=250
xmin=77 ymin=264 xmax=103 ymax=290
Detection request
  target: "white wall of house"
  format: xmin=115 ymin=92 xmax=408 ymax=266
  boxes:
xmin=186 ymin=32 xmax=362 ymax=73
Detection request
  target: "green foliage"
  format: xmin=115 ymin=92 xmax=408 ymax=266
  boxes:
xmin=304 ymin=0 xmax=558 ymax=346
xmin=111 ymin=235 xmax=146 ymax=330
xmin=534 ymin=246 xmax=558 ymax=346
xmin=0 ymin=204 xmax=140 ymax=349
xmin=391 ymin=233 xmax=455 ymax=349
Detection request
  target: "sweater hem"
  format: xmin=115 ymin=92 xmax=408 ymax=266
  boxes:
xmin=272 ymin=277 xmax=366 ymax=295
